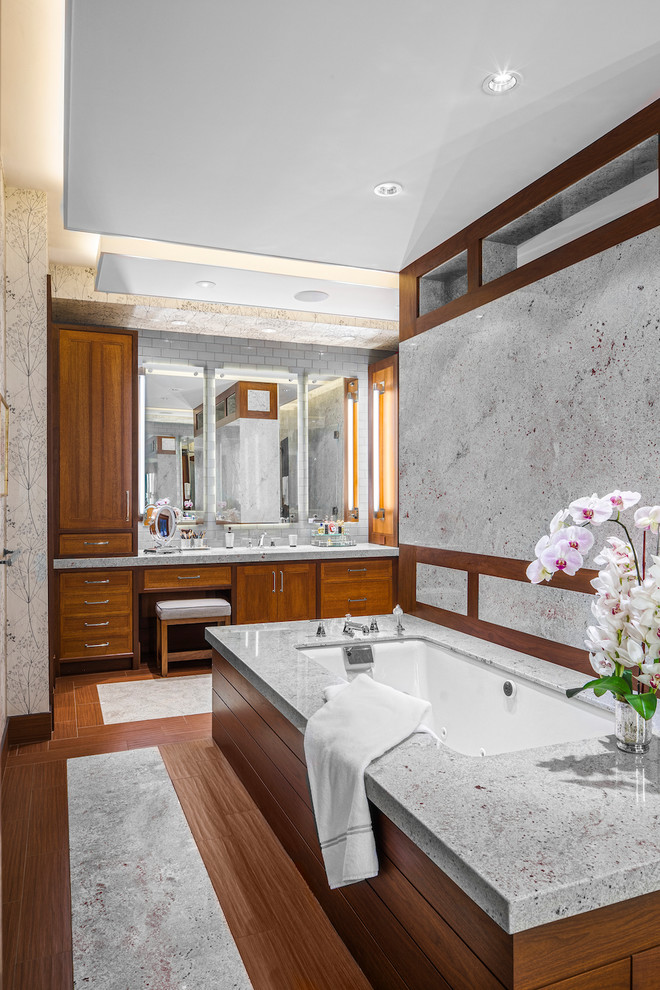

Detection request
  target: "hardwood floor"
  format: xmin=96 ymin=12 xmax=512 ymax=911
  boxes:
xmin=2 ymin=666 xmax=372 ymax=990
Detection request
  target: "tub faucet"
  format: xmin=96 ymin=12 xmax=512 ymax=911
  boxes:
xmin=343 ymin=614 xmax=369 ymax=636
xmin=393 ymin=604 xmax=405 ymax=635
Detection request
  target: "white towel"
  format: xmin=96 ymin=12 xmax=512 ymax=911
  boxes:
xmin=304 ymin=673 xmax=432 ymax=889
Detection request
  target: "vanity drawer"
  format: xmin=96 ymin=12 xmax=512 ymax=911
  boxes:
xmin=59 ymin=625 xmax=133 ymax=660
xmin=320 ymin=559 xmax=393 ymax=585
xmin=142 ymin=565 xmax=232 ymax=591
xmin=59 ymin=570 xmax=133 ymax=616
xmin=320 ymin=581 xmax=393 ymax=619
xmin=58 ymin=532 xmax=134 ymax=557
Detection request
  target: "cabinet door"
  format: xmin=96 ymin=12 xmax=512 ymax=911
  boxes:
xmin=633 ymin=945 xmax=660 ymax=988
xmin=278 ymin=563 xmax=317 ymax=622
xmin=58 ymin=328 xmax=135 ymax=532
xmin=538 ymin=957 xmax=630 ymax=989
xmin=236 ymin=564 xmax=279 ymax=624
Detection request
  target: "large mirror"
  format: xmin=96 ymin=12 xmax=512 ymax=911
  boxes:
xmin=142 ymin=364 xmax=204 ymax=514
xmin=215 ymin=369 xmax=299 ymax=523
xmin=138 ymin=359 xmax=361 ymax=526
xmin=307 ymin=376 xmax=358 ymax=522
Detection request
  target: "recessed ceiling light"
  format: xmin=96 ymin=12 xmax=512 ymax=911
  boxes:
xmin=294 ymin=290 xmax=329 ymax=303
xmin=482 ymin=70 xmax=521 ymax=96
xmin=374 ymin=182 xmax=403 ymax=197
xmin=195 ymin=280 xmax=216 ymax=288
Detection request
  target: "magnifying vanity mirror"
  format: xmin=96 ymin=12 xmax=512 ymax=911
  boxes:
xmin=148 ymin=504 xmax=178 ymax=549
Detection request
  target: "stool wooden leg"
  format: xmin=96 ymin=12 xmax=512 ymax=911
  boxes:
xmin=156 ymin=618 xmax=162 ymax=674
xmin=162 ymin=620 xmax=169 ymax=677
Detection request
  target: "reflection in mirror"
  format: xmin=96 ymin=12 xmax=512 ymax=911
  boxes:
xmin=308 ymin=377 xmax=358 ymax=522
xmin=215 ymin=369 xmax=299 ymax=523
xmin=142 ymin=364 xmax=204 ymax=514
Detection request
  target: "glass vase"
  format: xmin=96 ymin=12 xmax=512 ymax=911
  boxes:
xmin=615 ymin=698 xmax=653 ymax=754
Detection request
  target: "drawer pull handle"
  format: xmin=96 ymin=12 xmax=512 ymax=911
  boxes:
xmin=348 ymin=598 xmax=367 ymax=603
xmin=348 ymin=568 xmax=367 ymax=573
xmin=126 ymin=490 xmax=130 ymax=523
xmin=84 ymin=621 xmax=109 ymax=627
xmin=84 ymin=599 xmax=110 ymax=605
xmin=280 ymin=569 xmax=284 ymax=593
xmin=84 ymin=541 xmax=110 ymax=546
xmin=272 ymin=570 xmax=276 ymax=593
xmin=85 ymin=642 xmax=110 ymax=648
xmin=84 ymin=579 xmax=110 ymax=584
xmin=177 ymin=575 xmax=201 ymax=580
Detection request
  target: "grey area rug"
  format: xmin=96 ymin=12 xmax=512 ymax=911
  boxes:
xmin=68 ymin=747 xmax=253 ymax=990
xmin=97 ymin=673 xmax=212 ymax=724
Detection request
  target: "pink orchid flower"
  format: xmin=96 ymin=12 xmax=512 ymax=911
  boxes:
xmin=539 ymin=539 xmax=583 ymax=576
xmin=526 ymin=557 xmax=554 ymax=584
xmin=568 ymin=493 xmax=612 ymax=526
xmin=603 ymin=489 xmax=641 ymax=512
xmin=561 ymin=525 xmax=594 ymax=555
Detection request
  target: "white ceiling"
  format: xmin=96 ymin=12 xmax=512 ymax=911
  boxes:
xmin=64 ymin=0 xmax=660 ymax=276
xmin=4 ymin=1 xmax=660 ymax=331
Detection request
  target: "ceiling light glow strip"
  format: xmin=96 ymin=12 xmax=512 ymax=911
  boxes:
xmin=373 ymin=382 xmax=385 ymax=519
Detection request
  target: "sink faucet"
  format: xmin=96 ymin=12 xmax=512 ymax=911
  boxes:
xmin=343 ymin=613 xmax=370 ymax=636
xmin=258 ymin=531 xmax=268 ymax=547
xmin=393 ymin=604 xmax=405 ymax=635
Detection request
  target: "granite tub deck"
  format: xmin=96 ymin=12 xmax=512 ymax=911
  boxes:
xmin=205 ymin=614 xmax=660 ymax=936
xmin=53 ymin=542 xmax=398 ymax=569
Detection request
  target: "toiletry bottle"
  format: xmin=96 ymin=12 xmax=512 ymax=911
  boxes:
xmin=225 ymin=526 xmax=234 ymax=548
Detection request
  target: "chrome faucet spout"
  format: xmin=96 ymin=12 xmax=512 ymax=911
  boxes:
xmin=393 ymin=604 xmax=405 ymax=635
xmin=343 ymin=613 xmax=370 ymax=636
xmin=258 ymin=531 xmax=268 ymax=547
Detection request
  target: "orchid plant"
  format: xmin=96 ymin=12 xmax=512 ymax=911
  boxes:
xmin=527 ymin=491 xmax=660 ymax=721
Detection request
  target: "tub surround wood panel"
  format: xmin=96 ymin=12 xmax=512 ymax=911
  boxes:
xmin=210 ymin=637 xmax=658 ymax=989
xmin=204 ymin=614 xmax=660 ymax=968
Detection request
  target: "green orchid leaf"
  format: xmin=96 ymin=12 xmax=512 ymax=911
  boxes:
xmin=566 ymin=675 xmax=631 ymax=700
xmin=622 ymin=670 xmax=634 ymax=693
xmin=624 ymin=692 xmax=658 ymax=721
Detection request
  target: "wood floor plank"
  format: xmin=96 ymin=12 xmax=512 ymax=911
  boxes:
xmin=27 ymin=787 xmax=69 ymax=855
xmin=31 ymin=761 xmax=67 ymax=791
xmin=170 ymin=774 xmax=235 ymax=841
xmin=51 ymin=721 xmax=77 ymax=742
xmin=1 ymin=766 xmax=34 ymax=822
xmin=73 ymin=683 xmax=100 ymax=706
xmin=3 ymin=898 xmax=21 ymax=983
xmin=2 ymin=818 xmax=28 ymax=905
xmin=10 ymin=949 xmax=73 ymax=990
xmin=73 ymin=702 xmax=103 ymax=728
xmin=158 ymin=738 xmax=211 ymax=779
xmin=17 ymin=850 xmax=71 ymax=963
xmin=52 ymin=692 xmax=75 ymax=723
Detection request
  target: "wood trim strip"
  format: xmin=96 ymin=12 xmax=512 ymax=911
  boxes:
xmin=7 ymin=712 xmax=52 ymax=746
xmin=409 ymin=544 xmax=596 ymax=594
xmin=1 ymin=716 xmax=9 ymax=774
xmin=412 ymin=200 xmax=660 ymax=335
xmin=405 ymin=99 xmax=660 ymax=280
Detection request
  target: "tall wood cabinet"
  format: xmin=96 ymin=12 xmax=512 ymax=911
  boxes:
xmin=52 ymin=325 xmax=138 ymax=557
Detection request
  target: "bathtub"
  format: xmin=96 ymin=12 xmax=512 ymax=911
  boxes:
xmin=297 ymin=637 xmax=613 ymax=757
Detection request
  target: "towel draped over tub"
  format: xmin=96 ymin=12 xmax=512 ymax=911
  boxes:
xmin=304 ymin=673 xmax=432 ymax=889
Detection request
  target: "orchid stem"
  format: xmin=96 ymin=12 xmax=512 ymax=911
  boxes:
xmin=610 ymin=517 xmax=642 ymax=584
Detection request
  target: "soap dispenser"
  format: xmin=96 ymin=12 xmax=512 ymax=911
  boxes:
xmin=225 ymin=526 xmax=234 ymax=549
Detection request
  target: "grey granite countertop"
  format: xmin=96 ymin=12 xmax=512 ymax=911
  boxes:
xmin=205 ymin=613 xmax=660 ymax=935
xmin=53 ymin=542 xmax=398 ymax=569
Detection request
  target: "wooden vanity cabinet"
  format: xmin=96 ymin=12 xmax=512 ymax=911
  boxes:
xmin=57 ymin=569 xmax=134 ymax=671
xmin=320 ymin=558 xmax=393 ymax=618
xmin=53 ymin=325 xmax=137 ymax=556
xmin=235 ymin=562 xmax=316 ymax=624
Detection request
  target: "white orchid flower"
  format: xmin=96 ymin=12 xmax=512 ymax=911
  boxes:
xmin=634 ymin=505 xmax=660 ymax=533
xmin=604 ymin=490 xmax=641 ymax=512
xmin=638 ymin=661 xmax=660 ymax=689
xmin=539 ymin=539 xmax=583 ymax=576
xmin=561 ymin=526 xmax=594 ymax=555
xmin=526 ymin=557 xmax=553 ymax=584
xmin=618 ymin=639 xmax=645 ymax=668
xmin=568 ymin=494 xmax=612 ymax=526
xmin=549 ymin=509 xmax=570 ymax=533
xmin=589 ymin=652 xmax=615 ymax=677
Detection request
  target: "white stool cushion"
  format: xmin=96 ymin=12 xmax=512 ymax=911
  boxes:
xmin=155 ymin=597 xmax=232 ymax=621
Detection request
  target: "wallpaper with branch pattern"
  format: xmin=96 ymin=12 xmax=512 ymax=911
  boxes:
xmin=5 ymin=188 xmax=48 ymax=715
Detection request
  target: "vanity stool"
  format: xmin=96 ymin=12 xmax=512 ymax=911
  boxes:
xmin=155 ymin=598 xmax=231 ymax=677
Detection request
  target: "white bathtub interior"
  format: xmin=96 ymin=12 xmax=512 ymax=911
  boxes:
xmin=297 ymin=638 xmax=614 ymax=757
